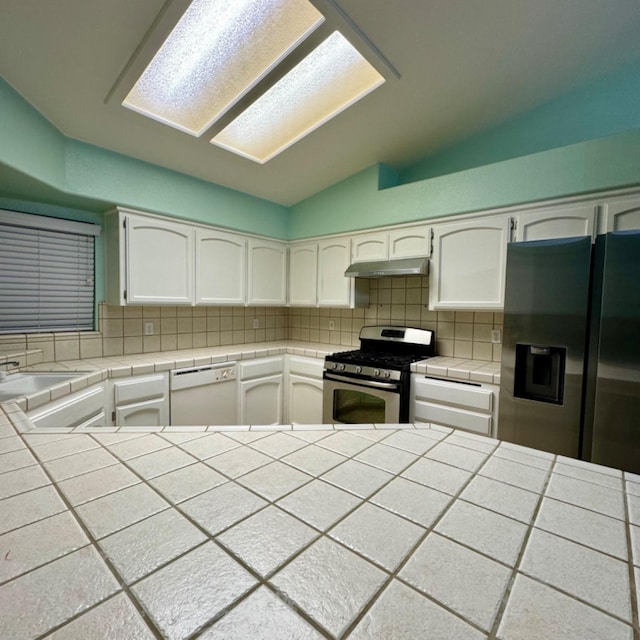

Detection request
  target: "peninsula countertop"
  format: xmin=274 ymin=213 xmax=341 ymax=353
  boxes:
xmin=0 ymin=412 xmax=638 ymax=640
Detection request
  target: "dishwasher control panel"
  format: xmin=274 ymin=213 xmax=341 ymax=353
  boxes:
xmin=169 ymin=363 xmax=238 ymax=391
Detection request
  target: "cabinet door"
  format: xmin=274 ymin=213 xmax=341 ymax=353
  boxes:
xmin=196 ymin=229 xmax=246 ymax=304
xmin=125 ymin=214 xmax=194 ymax=304
xmin=515 ymin=203 xmax=597 ymax=242
xmin=239 ymin=374 xmax=283 ymax=425
xmin=289 ymin=243 xmax=318 ymax=306
xmin=429 ymin=215 xmax=510 ymax=310
xmin=115 ymin=397 xmax=168 ymax=427
xmin=247 ymin=239 xmax=287 ymax=305
xmin=318 ymin=238 xmax=352 ymax=306
xmin=389 ymin=225 xmax=431 ymax=258
xmin=603 ymin=195 xmax=640 ymax=232
xmin=351 ymin=232 xmax=388 ymax=262
xmin=288 ymin=374 xmax=323 ymax=424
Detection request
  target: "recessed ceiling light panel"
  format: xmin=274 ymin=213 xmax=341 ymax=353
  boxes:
xmin=122 ymin=0 xmax=324 ymax=136
xmin=211 ymin=31 xmax=385 ymax=163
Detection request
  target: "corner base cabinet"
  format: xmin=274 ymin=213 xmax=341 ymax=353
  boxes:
xmin=286 ymin=356 xmax=324 ymax=424
xmin=238 ymin=357 xmax=284 ymax=425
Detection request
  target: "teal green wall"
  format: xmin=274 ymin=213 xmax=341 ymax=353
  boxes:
xmin=400 ymin=59 xmax=640 ymax=184
xmin=289 ymin=130 xmax=640 ymax=238
xmin=0 ymin=79 xmax=289 ymax=239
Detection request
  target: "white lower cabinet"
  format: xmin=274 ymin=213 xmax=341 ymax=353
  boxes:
xmin=411 ymin=375 xmax=499 ymax=436
xmin=238 ymin=357 xmax=284 ymax=425
xmin=286 ymin=356 xmax=324 ymax=424
xmin=109 ymin=373 xmax=169 ymax=427
xmin=239 ymin=375 xmax=284 ymax=425
xmin=27 ymin=383 xmax=107 ymax=429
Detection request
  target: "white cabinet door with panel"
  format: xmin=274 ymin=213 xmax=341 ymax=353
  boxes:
xmin=286 ymin=355 xmax=324 ymax=424
xmin=429 ymin=215 xmax=510 ymax=310
xmin=389 ymin=225 xmax=431 ymax=258
xmin=239 ymin=375 xmax=284 ymax=425
xmin=289 ymin=242 xmax=318 ymax=306
xmin=514 ymin=203 xmax=597 ymax=242
xmin=288 ymin=375 xmax=323 ymax=424
xmin=125 ymin=213 xmax=194 ymax=305
xmin=195 ymin=229 xmax=246 ymax=305
xmin=602 ymin=194 xmax=640 ymax=232
xmin=317 ymin=238 xmax=368 ymax=307
xmin=248 ymin=239 xmax=287 ymax=305
xmin=109 ymin=373 xmax=169 ymax=427
xmin=351 ymin=232 xmax=388 ymax=263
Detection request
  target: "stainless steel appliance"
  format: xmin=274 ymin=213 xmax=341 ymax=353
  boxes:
xmin=498 ymin=231 xmax=640 ymax=473
xmin=170 ymin=362 xmax=237 ymax=426
xmin=323 ymin=326 xmax=435 ymax=424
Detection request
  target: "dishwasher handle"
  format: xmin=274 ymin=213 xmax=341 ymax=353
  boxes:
xmin=169 ymin=362 xmax=237 ymax=390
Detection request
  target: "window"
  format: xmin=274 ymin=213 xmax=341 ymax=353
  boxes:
xmin=0 ymin=210 xmax=100 ymax=334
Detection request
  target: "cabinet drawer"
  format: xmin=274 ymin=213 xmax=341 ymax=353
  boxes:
xmin=414 ymin=400 xmax=492 ymax=435
xmin=288 ymin=356 xmax=323 ymax=378
xmin=239 ymin=356 xmax=284 ymax=380
xmin=28 ymin=384 xmax=106 ymax=429
xmin=113 ymin=374 xmax=167 ymax=406
xmin=414 ymin=377 xmax=493 ymax=412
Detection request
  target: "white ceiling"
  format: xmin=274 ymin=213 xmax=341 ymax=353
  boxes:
xmin=2 ymin=0 xmax=640 ymax=206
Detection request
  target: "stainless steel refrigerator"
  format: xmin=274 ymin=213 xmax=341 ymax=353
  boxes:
xmin=498 ymin=231 xmax=640 ymax=474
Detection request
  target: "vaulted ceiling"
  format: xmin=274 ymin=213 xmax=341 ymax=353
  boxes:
xmin=2 ymin=0 xmax=640 ymax=205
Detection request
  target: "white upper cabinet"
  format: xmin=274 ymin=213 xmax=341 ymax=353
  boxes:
xmin=318 ymin=237 xmax=354 ymax=307
xmin=351 ymin=224 xmax=431 ymax=262
xmin=351 ymin=232 xmax=388 ymax=262
xmin=389 ymin=224 xmax=431 ymax=258
xmin=289 ymin=242 xmax=318 ymax=306
xmin=247 ymin=238 xmax=287 ymax=305
xmin=124 ymin=213 xmax=194 ymax=305
xmin=514 ymin=203 xmax=597 ymax=242
xmin=602 ymin=194 xmax=640 ymax=232
xmin=195 ymin=229 xmax=246 ymax=305
xmin=429 ymin=215 xmax=510 ymax=311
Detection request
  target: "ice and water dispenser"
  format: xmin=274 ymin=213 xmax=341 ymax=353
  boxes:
xmin=514 ymin=344 xmax=566 ymax=404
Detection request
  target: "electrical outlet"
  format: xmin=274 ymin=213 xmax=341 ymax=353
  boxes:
xmin=329 ymin=320 xmax=335 ymax=330
xmin=144 ymin=321 xmax=154 ymax=336
xmin=252 ymin=318 xmax=259 ymax=329
xmin=491 ymin=329 xmax=502 ymax=344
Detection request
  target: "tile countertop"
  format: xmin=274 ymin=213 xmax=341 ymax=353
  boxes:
xmin=1 ymin=414 xmax=639 ymax=640
xmin=0 ymin=342 xmax=499 ymax=422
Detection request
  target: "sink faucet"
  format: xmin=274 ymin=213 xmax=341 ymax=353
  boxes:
xmin=0 ymin=361 xmax=20 ymax=382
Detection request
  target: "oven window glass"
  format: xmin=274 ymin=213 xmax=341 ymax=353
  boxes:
xmin=333 ymin=389 xmax=385 ymax=423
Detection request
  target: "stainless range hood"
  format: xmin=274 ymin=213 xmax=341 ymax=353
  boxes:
xmin=344 ymin=257 xmax=429 ymax=278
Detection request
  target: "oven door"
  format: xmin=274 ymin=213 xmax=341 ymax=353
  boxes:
xmin=322 ymin=372 xmax=401 ymax=424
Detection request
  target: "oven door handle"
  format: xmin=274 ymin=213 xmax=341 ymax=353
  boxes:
xmin=323 ymin=372 xmax=399 ymax=390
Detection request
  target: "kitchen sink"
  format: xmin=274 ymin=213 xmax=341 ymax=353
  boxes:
xmin=0 ymin=373 xmax=83 ymax=403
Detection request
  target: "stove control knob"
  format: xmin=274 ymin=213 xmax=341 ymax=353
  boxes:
xmin=355 ymin=366 xmax=362 ymax=374
xmin=331 ymin=362 xmax=339 ymax=370
xmin=374 ymin=368 xmax=381 ymax=377
xmin=339 ymin=363 xmax=346 ymax=371
xmin=383 ymin=371 xmax=391 ymax=379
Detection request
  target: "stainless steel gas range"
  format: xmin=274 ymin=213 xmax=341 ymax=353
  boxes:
xmin=322 ymin=326 xmax=435 ymax=424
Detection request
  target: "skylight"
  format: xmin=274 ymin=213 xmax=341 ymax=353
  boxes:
xmin=211 ymin=31 xmax=385 ymax=163
xmin=122 ymin=0 xmax=324 ymax=136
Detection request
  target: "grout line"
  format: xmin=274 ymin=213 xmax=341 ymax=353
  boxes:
xmin=622 ymin=472 xmax=640 ymax=640
xmin=11 ymin=430 xmax=166 ymax=640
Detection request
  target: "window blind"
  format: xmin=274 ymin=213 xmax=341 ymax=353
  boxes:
xmin=0 ymin=212 xmax=99 ymax=334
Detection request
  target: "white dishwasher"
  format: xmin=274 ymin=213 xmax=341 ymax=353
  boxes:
xmin=170 ymin=363 xmax=237 ymax=426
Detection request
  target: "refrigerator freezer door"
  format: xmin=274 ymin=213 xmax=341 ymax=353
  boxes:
xmin=498 ymin=237 xmax=592 ymax=456
xmin=587 ymin=231 xmax=640 ymax=473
